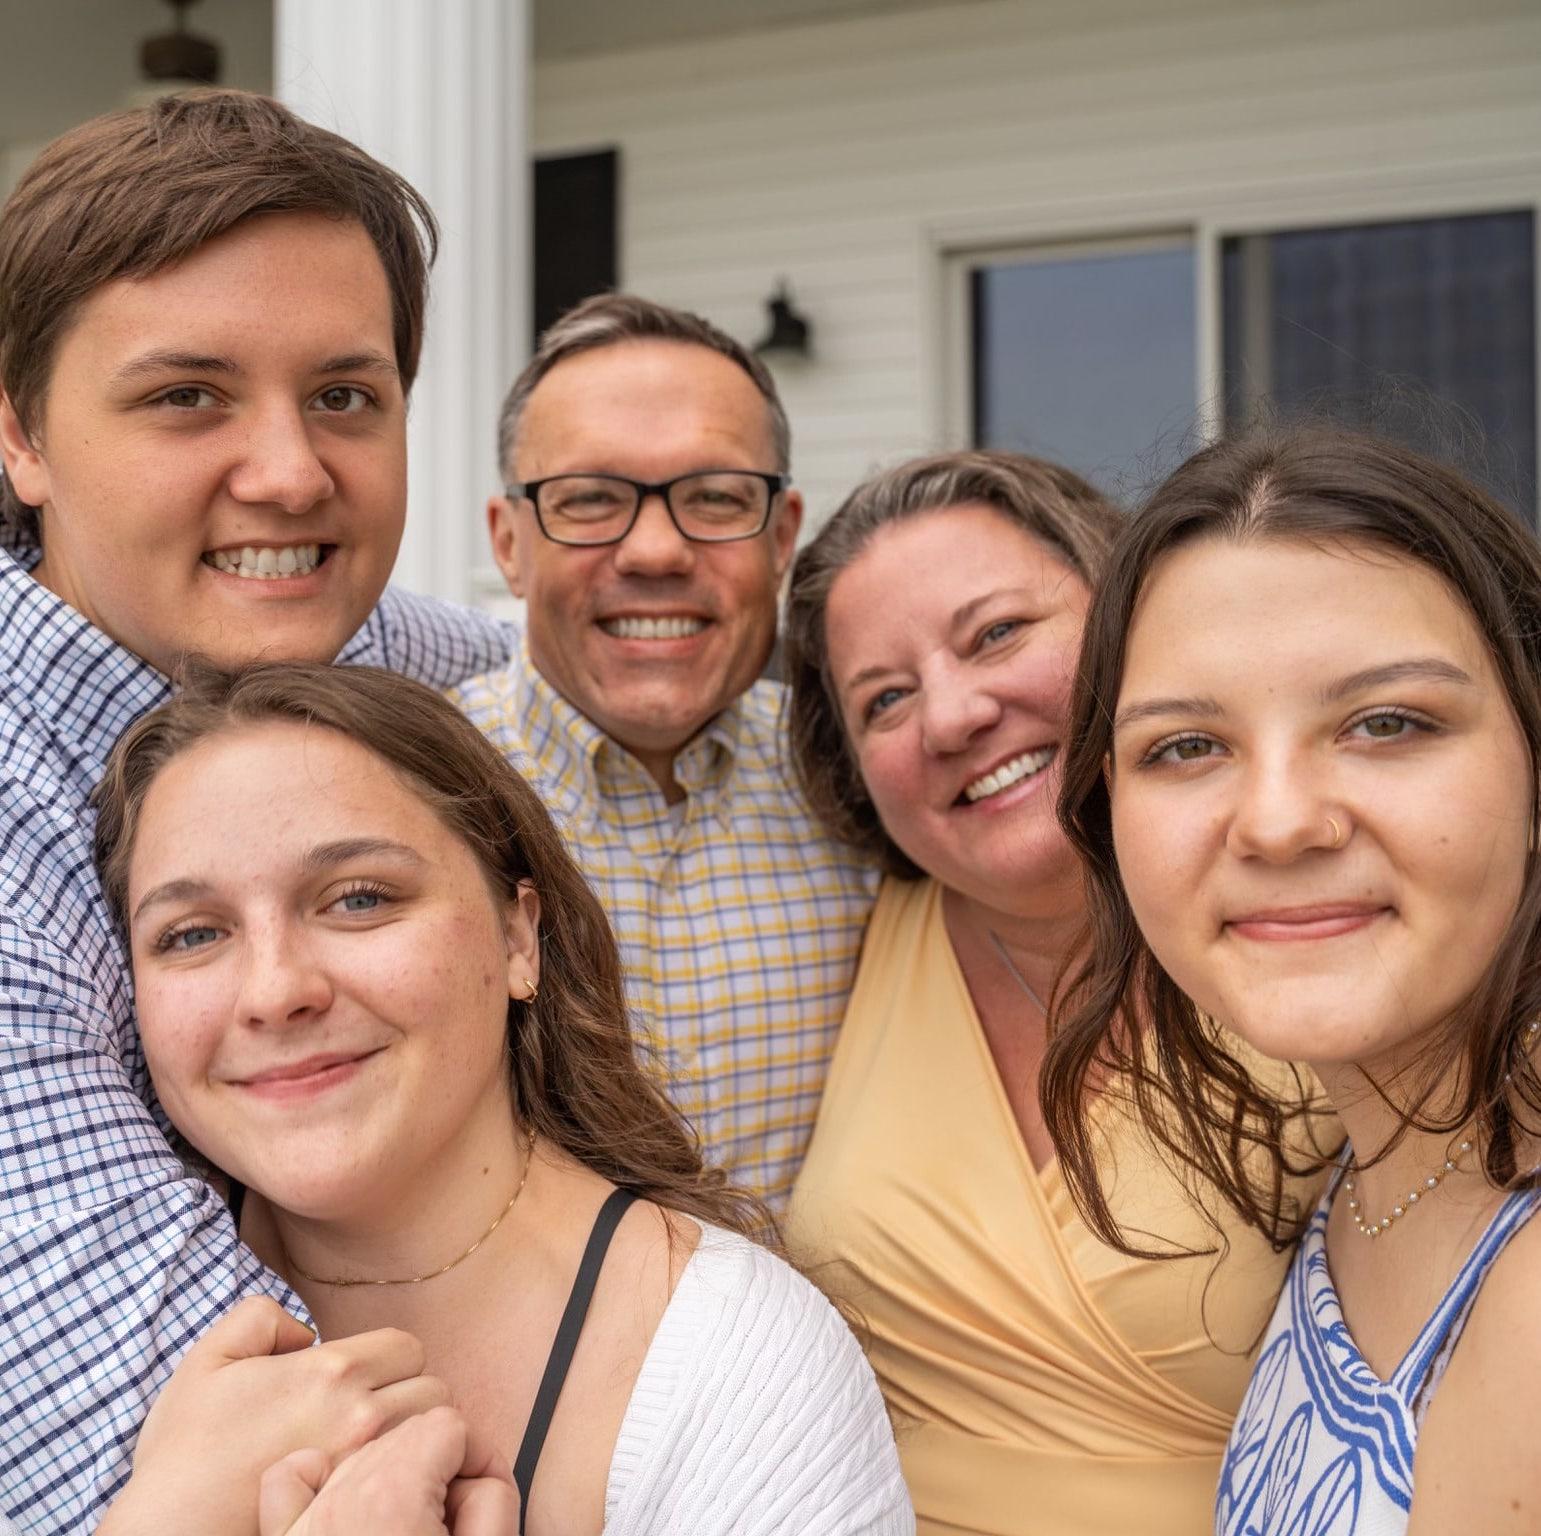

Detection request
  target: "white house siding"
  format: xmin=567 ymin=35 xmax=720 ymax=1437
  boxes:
xmin=530 ymin=0 xmax=1541 ymax=537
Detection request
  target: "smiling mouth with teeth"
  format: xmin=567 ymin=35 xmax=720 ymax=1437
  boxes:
xmin=204 ymin=544 xmax=327 ymax=581
xmin=961 ymin=746 xmax=1057 ymax=804
xmin=601 ymin=615 xmax=709 ymax=640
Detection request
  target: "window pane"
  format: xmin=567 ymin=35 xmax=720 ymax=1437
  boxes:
xmin=972 ymin=243 xmax=1197 ymax=501
xmin=1223 ymin=211 xmax=1536 ymax=520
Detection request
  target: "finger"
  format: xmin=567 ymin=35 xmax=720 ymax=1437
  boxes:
xmin=359 ymin=1375 xmax=454 ymax=1442
xmin=373 ymin=1406 xmax=475 ymax=1484
xmin=258 ymin=1447 xmax=331 ymax=1536
xmin=198 ymin=1296 xmax=317 ymax=1367
xmin=318 ymin=1326 xmax=428 ymax=1389
xmin=324 ymin=1377 xmax=454 ymax=1459
xmin=446 ymin=1477 xmax=520 ymax=1536
xmin=451 ymin=1416 xmax=515 ymax=1486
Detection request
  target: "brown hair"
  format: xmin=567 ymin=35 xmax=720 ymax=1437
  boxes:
xmin=497 ymin=292 xmax=791 ymax=478
xmin=92 ymin=660 xmax=773 ymax=1243
xmin=1044 ymin=423 xmax=1541 ymax=1257
xmin=1 ymin=90 xmax=438 ymax=536
xmin=784 ymin=450 xmax=1122 ymax=876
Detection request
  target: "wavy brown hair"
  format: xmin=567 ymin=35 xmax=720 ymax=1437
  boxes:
xmin=93 ymin=660 xmax=774 ymax=1244
xmin=785 ymin=450 xmax=1123 ymax=875
xmin=1043 ymin=423 xmax=1541 ymax=1257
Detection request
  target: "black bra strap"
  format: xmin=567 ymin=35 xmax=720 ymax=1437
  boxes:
xmin=513 ymin=1187 xmax=639 ymax=1533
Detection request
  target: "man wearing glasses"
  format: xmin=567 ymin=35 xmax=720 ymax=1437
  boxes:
xmin=452 ymin=294 xmax=878 ymax=1209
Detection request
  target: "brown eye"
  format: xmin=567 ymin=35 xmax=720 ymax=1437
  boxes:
xmin=1172 ymin=737 xmax=1215 ymax=761
xmin=1360 ymin=714 xmax=1408 ymax=739
xmin=156 ymin=387 xmax=216 ymax=409
xmin=315 ymin=386 xmax=369 ymax=413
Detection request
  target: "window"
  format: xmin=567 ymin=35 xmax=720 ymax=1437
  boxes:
xmin=971 ymin=237 xmax=1196 ymax=501
xmin=1222 ymin=211 xmax=1536 ymax=518
xmin=533 ymin=149 xmax=619 ymax=342
xmin=961 ymin=207 xmax=1539 ymax=520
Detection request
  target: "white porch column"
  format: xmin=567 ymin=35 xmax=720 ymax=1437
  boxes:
xmin=273 ymin=0 xmax=530 ymax=605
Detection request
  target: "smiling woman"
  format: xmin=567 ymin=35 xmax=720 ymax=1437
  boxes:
xmin=91 ymin=660 xmax=912 ymax=1536
xmin=781 ymin=452 xmax=1324 ymax=1536
xmin=1047 ymin=424 xmax=1541 ymax=1535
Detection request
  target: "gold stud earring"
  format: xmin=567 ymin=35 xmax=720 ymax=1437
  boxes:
xmin=1326 ymin=816 xmax=1344 ymax=850
xmin=521 ymin=977 xmax=539 ymax=1003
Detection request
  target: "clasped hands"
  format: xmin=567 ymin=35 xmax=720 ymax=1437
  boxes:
xmin=98 ymin=1297 xmax=516 ymax=1536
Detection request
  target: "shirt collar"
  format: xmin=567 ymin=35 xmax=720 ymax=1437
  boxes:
xmin=0 ymin=542 xmax=172 ymax=788
xmin=511 ymin=633 xmax=745 ymax=819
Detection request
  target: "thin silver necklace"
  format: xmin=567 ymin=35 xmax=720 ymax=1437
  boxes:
xmin=988 ymin=930 xmax=1049 ymax=1015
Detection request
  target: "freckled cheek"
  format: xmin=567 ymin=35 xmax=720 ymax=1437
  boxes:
xmin=138 ymin=993 xmax=226 ymax=1108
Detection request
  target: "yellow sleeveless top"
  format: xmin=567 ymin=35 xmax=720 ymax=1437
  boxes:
xmin=786 ymin=877 xmax=1323 ymax=1536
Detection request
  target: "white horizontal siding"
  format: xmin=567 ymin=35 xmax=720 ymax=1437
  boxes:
xmin=532 ymin=0 xmax=1541 ymax=533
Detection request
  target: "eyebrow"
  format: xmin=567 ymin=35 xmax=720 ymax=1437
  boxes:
xmin=301 ymin=838 xmax=427 ymax=874
xmin=950 ymin=588 xmax=1025 ymax=632
xmin=1113 ymin=694 xmax=1224 ymax=732
xmin=1318 ymin=657 xmax=1473 ymax=702
xmin=1113 ymin=657 xmax=1475 ymax=734
xmin=841 ymin=586 xmax=1032 ymax=695
xmin=131 ymin=839 xmax=426 ymax=924
xmin=131 ymin=877 xmax=216 ymax=924
xmin=109 ymin=349 xmax=399 ymax=386
xmin=315 ymin=351 xmax=400 ymax=379
xmin=110 ymin=351 xmax=239 ymax=385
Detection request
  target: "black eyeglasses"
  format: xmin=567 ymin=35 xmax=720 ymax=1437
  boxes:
xmin=508 ymin=470 xmax=790 ymax=547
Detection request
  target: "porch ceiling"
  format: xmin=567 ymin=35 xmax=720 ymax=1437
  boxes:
xmin=534 ymin=0 xmax=991 ymax=60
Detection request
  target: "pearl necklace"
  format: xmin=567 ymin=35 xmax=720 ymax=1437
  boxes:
xmin=1343 ymin=1137 xmax=1472 ymax=1240
xmin=289 ymin=1126 xmax=537 ymax=1287
xmin=1343 ymin=1020 xmax=1541 ymax=1240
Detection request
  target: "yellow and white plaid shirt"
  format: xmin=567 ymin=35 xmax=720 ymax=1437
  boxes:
xmin=451 ymin=649 xmax=879 ymax=1208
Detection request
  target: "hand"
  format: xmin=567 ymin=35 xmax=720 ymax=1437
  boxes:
xmin=99 ymin=1296 xmax=450 ymax=1536
xmin=258 ymin=1406 xmax=517 ymax=1535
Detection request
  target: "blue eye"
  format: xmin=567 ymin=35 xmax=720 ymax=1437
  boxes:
xmin=866 ymin=686 xmax=906 ymax=721
xmin=979 ymin=620 xmax=1021 ymax=647
xmin=157 ymin=923 xmax=221 ymax=953
xmin=328 ymin=882 xmax=392 ymax=916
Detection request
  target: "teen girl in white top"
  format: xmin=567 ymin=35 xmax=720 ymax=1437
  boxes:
xmin=92 ymin=661 xmax=912 ymax=1536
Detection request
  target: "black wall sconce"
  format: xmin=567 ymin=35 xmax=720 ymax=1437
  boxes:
xmin=754 ymin=280 xmax=812 ymax=360
xmin=141 ymin=0 xmax=222 ymax=86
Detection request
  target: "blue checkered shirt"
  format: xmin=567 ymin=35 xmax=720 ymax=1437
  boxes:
xmin=0 ymin=539 xmax=515 ymax=1532
xmin=451 ymin=646 xmax=880 ymax=1210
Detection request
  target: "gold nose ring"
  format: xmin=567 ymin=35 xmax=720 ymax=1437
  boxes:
xmin=1326 ymin=816 xmax=1344 ymax=850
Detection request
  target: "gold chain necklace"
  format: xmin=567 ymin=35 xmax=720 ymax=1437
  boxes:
xmin=988 ymin=931 xmax=1049 ymax=1015
xmin=289 ymin=1126 xmax=537 ymax=1287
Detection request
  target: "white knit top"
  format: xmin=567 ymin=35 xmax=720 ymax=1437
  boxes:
xmin=605 ymin=1224 xmax=914 ymax=1534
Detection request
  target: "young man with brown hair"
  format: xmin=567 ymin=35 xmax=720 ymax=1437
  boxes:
xmin=0 ymin=92 xmax=513 ymax=1531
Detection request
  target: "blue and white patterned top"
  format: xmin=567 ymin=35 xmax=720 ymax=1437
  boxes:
xmin=0 ymin=536 xmax=514 ymax=1533
xmin=1216 ymin=1163 xmax=1541 ymax=1536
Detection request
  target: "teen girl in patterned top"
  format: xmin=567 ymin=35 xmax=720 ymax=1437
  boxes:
xmin=1047 ymin=425 xmax=1541 ymax=1535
